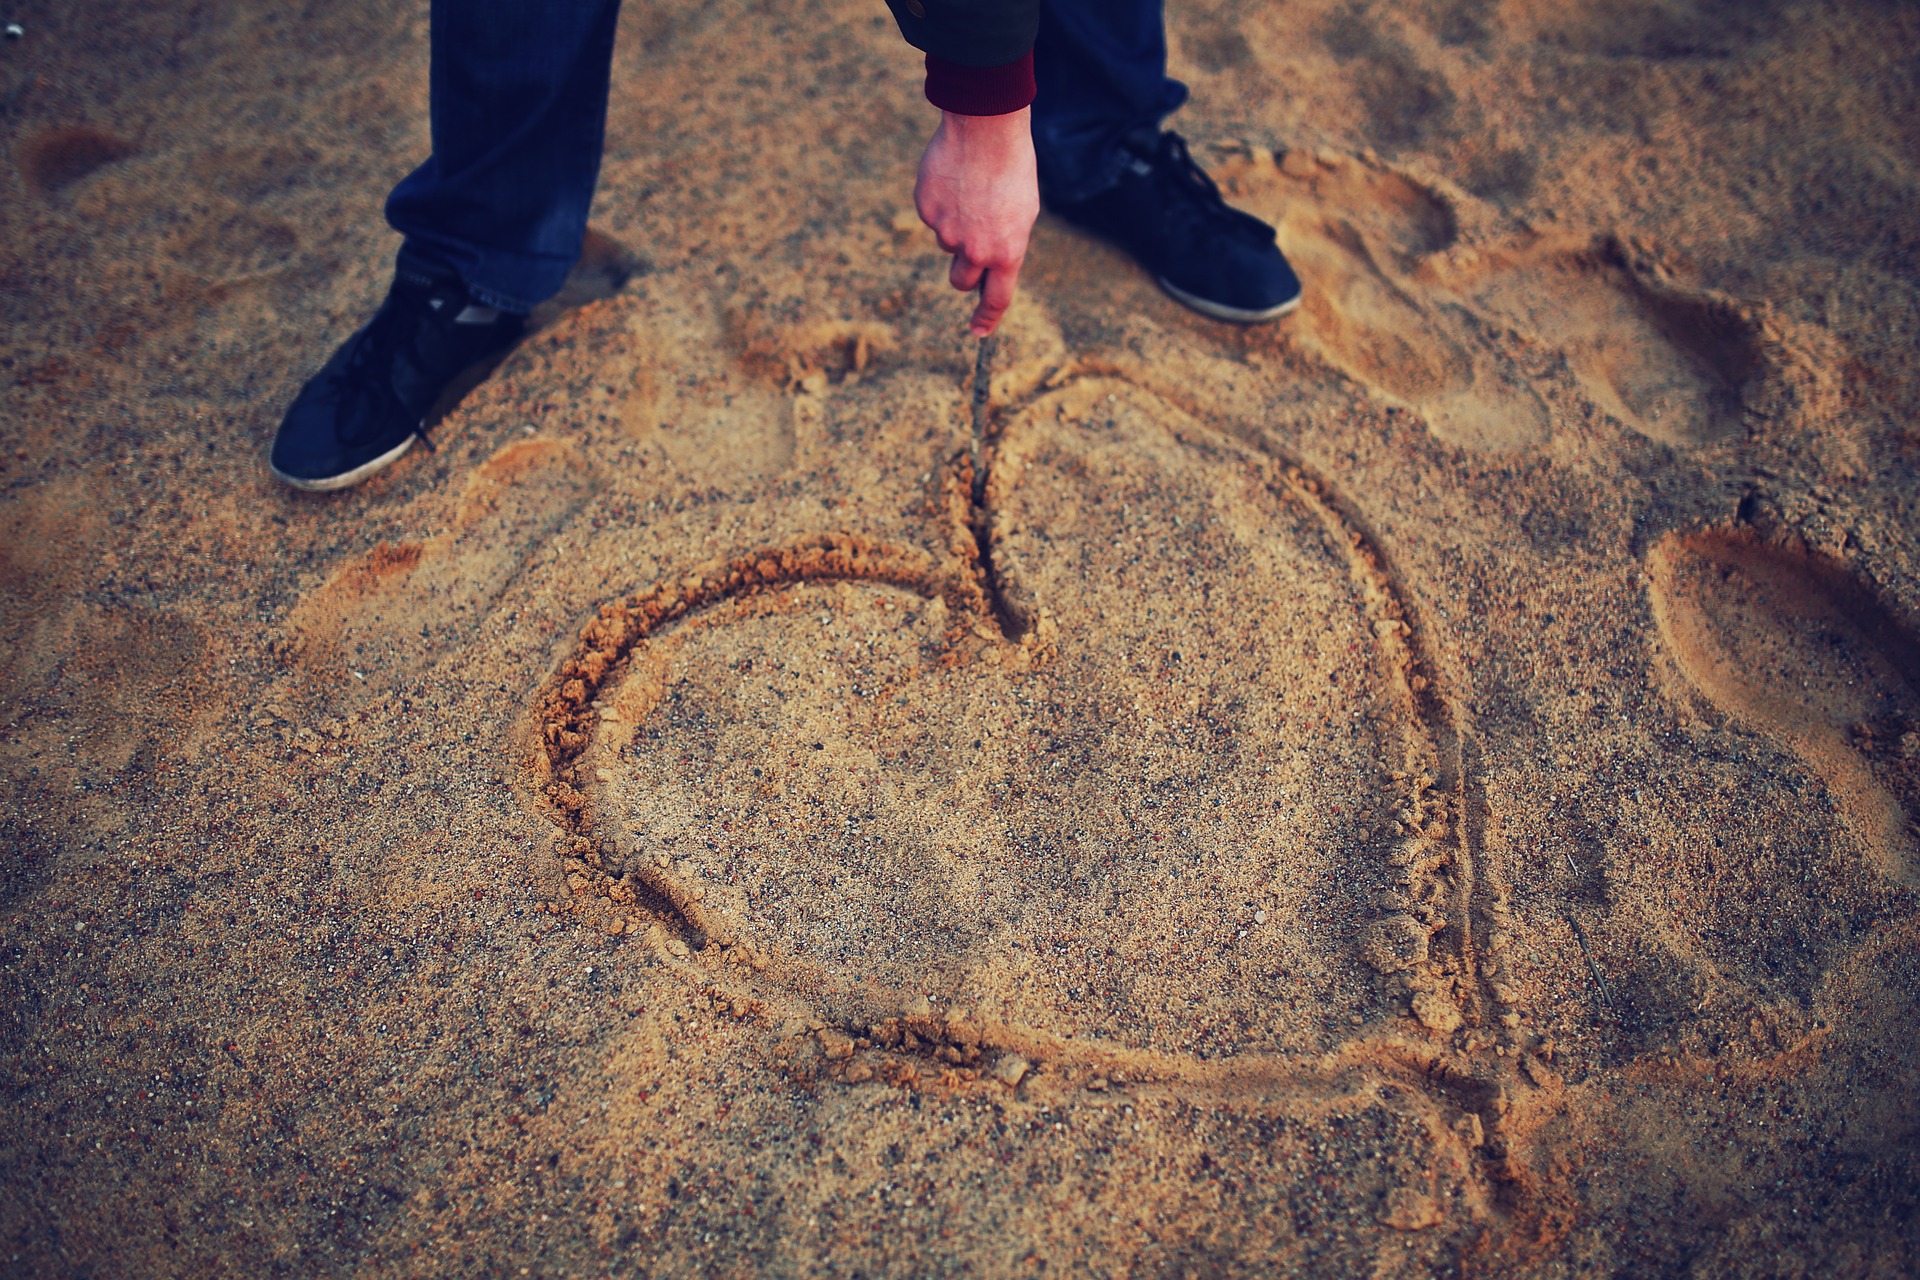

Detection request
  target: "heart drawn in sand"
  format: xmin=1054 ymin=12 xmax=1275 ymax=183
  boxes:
xmin=523 ymin=374 xmax=1514 ymax=1086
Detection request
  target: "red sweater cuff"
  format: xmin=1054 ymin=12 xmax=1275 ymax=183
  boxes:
xmin=924 ymin=50 xmax=1035 ymax=116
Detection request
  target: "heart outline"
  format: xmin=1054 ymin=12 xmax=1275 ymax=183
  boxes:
xmin=519 ymin=371 xmax=1518 ymax=1101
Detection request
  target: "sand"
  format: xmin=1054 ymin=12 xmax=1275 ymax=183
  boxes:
xmin=3 ymin=0 xmax=1918 ymax=1275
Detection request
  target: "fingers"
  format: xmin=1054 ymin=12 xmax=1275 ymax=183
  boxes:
xmin=941 ymin=241 xmax=1028 ymax=336
xmin=969 ymin=260 xmax=1021 ymax=337
xmin=948 ymin=235 xmax=1027 ymax=335
xmin=948 ymin=253 xmax=985 ymax=295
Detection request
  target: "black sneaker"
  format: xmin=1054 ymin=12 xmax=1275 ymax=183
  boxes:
xmin=269 ymin=264 xmax=526 ymax=491
xmin=1049 ymin=130 xmax=1303 ymax=323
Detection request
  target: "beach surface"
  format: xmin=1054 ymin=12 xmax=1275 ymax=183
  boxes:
xmin=2 ymin=0 xmax=1918 ymax=1274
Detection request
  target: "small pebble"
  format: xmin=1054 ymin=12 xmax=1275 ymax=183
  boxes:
xmin=1278 ymin=148 xmax=1316 ymax=179
xmin=992 ymin=1055 xmax=1030 ymax=1087
xmin=1253 ymin=909 xmax=1269 ymax=925
xmin=1521 ymin=1054 xmax=1560 ymax=1089
xmin=1359 ymin=913 xmax=1430 ymax=973
xmin=1411 ymin=991 xmax=1463 ymax=1033
xmin=666 ymin=939 xmax=690 ymax=958
xmin=1380 ymin=1187 xmax=1440 ymax=1231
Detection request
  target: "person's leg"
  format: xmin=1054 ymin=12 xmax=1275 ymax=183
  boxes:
xmin=1031 ymin=0 xmax=1186 ymax=206
xmin=386 ymin=0 xmax=625 ymax=313
xmin=1033 ymin=0 xmax=1301 ymax=322
xmin=271 ymin=0 xmax=624 ymax=490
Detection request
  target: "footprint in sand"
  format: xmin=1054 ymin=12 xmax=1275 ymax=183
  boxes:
xmin=1216 ymin=148 xmax=1767 ymax=452
xmin=17 ymin=125 xmax=139 ymax=196
xmin=162 ymin=205 xmax=302 ymax=279
xmin=284 ymin=437 xmax=602 ymax=704
xmin=533 ymin=376 xmax=1479 ymax=1072
xmin=1648 ymin=527 xmax=1920 ymax=886
xmin=590 ymin=289 xmax=822 ymax=490
xmin=592 ymin=274 xmax=906 ymax=490
xmin=1449 ymin=236 xmax=1764 ymax=448
xmin=1217 ymin=149 xmax=1552 ymax=452
xmin=0 ymin=478 xmax=221 ymax=784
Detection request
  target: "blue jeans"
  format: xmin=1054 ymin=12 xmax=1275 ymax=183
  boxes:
xmin=388 ymin=0 xmax=1183 ymax=311
xmin=1032 ymin=0 xmax=1187 ymax=205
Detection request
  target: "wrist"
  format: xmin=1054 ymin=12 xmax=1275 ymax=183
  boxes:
xmin=939 ymin=106 xmax=1031 ymax=134
xmin=933 ymin=106 xmax=1034 ymax=169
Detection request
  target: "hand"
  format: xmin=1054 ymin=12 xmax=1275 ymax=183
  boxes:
xmin=915 ymin=107 xmax=1040 ymax=337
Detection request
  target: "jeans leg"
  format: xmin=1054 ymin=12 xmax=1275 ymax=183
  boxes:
xmin=1031 ymin=0 xmax=1187 ymax=205
xmin=385 ymin=0 xmax=624 ymax=313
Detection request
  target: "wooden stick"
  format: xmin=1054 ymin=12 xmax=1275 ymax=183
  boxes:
xmin=970 ymin=334 xmax=995 ymax=507
xmin=1564 ymin=911 xmax=1619 ymax=1022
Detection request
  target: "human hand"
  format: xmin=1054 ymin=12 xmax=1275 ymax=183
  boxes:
xmin=915 ymin=107 xmax=1039 ymax=337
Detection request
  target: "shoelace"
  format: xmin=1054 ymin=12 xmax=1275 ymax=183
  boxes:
xmin=326 ymin=280 xmax=462 ymax=450
xmin=1143 ymin=132 xmax=1276 ymax=245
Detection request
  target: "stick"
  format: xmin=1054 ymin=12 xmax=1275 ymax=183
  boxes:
xmin=1563 ymin=911 xmax=1619 ymax=1022
xmin=970 ymin=333 xmax=995 ymax=507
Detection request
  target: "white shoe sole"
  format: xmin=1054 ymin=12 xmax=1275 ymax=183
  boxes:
xmin=1159 ymin=277 xmax=1303 ymax=323
xmin=271 ymin=432 xmax=418 ymax=492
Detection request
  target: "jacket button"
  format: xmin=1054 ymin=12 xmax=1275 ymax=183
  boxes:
xmin=905 ymin=0 xmax=925 ymax=16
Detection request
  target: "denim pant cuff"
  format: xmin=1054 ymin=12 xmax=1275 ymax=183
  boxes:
xmin=394 ymin=242 xmax=542 ymax=316
xmin=1037 ymin=145 xmax=1136 ymax=208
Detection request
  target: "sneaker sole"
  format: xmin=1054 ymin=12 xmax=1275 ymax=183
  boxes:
xmin=1158 ymin=277 xmax=1303 ymax=324
xmin=271 ymin=432 xmax=418 ymax=493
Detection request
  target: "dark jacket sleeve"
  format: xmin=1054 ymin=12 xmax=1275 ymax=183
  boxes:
xmin=884 ymin=0 xmax=1039 ymax=68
